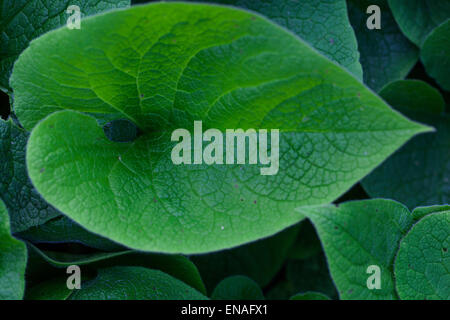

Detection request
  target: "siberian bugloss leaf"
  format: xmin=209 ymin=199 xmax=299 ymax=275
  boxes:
xmin=11 ymin=3 xmax=430 ymax=253
xmin=395 ymin=211 xmax=450 ymax=300
xmin=298 ymin=199 xmax=413 ymax=299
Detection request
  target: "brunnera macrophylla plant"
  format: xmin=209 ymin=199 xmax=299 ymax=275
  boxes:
xmin=0 ymin=0 xmax=449 ymax=301
xmin=9 ymin=2 xmax=429 ymax=254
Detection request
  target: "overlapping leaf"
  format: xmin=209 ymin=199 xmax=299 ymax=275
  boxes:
xmin=10 ymin=2 xmax=430 ymax=253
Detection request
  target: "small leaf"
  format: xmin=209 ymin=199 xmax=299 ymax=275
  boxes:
xmin=388 ymin=0 xmax=450 ymax=46
xmin=362 ymin=80 xmax=449 ymax=209
xmin=298 ymin=199 xmax=414 ymax=299
xmin=395 ymin=211 xmax=450 ymax=300
xmin=0 ymin=199 xmax=27 ymax=300
xmin=348 ymin=0 xmax=419 ymax=91
xmin=0 ymin=0 xmax=130 ymax=92
xmin=13 ymin=3 xmax=430 ymax=253
xmin=68 ymin=266 xmax=208 ymax=300
xmin=290 ymin=291 xmax=330 ymax=300
xmin=421 ymin=19 xmax=450 ymax=91
xmin=211 ymin=275 xmax=264 ymax=300
xmin=0 ymin=119 xmax=60 ymax=232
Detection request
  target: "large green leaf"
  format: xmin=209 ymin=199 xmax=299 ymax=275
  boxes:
xmin=211 ymin=275 xmax=264 ymax=300
xmin=0 ymin=119 xmax=60 ymax=232
xmin=395 ymin=211 xmax=450 ymax=300
xmin=12 ymin=3 xmax=429 ymax=253
xmin=347 ymin=0 xmax=418 ymax=91
xmin=183 ymin=0 xmax=362 ymax=79
xmin=0 ymin=0 xmax=130 ymax=92
xmin=191 ymin=225 xmax=298 ymax=293
xmin=421 ymin=19 xmax=450 ymax=91
xmin=362 ymin=80 xmax=449 ymax=209
xmin=68 ymin=266 xmax=207 ymax=300
xmin=0 ymin=199 xmax=27 ymax=300
xmin=27 ymin=244 xmax=206 ymax=294
xmin=298 ymin=199 xmax=413 ymax=299
xmin=388 ymin=0 xmax=450 ymax=47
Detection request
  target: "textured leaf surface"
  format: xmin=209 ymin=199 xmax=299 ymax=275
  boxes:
xmin=13 ymin=3 xmax=429 ymax=253
xmin=211 ymin=275 xmax=264 ymax=300
xmin=0 ymin=119 xmax=59 ymax=232
xmin=18 ymin=215 xmax=124 ymax=252
xmin=388 ymin=0 xmax=450 ymax=46
xmin=28 ymin=244 xmax=206 ymax=294
xmin=421 ymin=19 xmax=450 ymax=91
xmin=184 ymin=0 xmax=362 ymax=79
xmin=395 ymin=211 xmax=450 ymax=300
xmin=0 ymin=199 xmax=27 ymax=300
xmin=412 ymin=205 xmax=450 ymax=221
xmin=69 ymin=266 xmax=207 ymax=300
xmin=348 ymin=0 xmax=418 ymax=91
xmin=0 ymin=0 xmax=130 ymax=92
xmin=298 ymin=199 xmax=413 ymax=299
xmin=192 ymin=226 xmax=298 ymax=293
xmin=362 ymin=80 xmax=449 ymax=209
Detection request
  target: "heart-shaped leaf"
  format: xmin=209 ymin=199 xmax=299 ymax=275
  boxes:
xmin=12 ymin=3 xmax=430 ymax=253
xmin=0 ymin=0 xmax=130 ymax=92
xmin=0 ymin=199 xmax=27 ymax=300
xmin=388 ymin=0 xmax=450 ymax=46
xmin=395 ymin=211 xmax=450 ymax=300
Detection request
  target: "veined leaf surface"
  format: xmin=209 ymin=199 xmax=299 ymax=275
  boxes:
xmin=12 ymin=3 xmax=430 ymax=253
